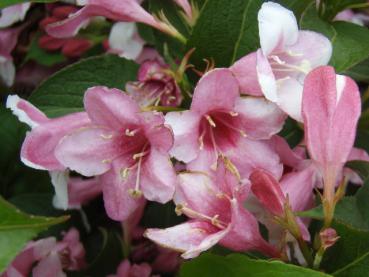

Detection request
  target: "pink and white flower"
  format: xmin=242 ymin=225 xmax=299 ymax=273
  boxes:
xmin=145 ymin=160 xmax=280 ymax=259
xmin=165 ymin=68 xmax=285 ymax=177
xmin=54 ymin=86 xmax=176 ymax=221
xmin=231 ymin=2 xmax=332 ymax=121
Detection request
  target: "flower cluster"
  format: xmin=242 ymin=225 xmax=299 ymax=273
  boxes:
xmin=2 ymin=0 xmax=369 ymax=275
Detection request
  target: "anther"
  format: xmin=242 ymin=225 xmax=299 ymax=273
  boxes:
xmin=128 ymin=189 xmax=143 ymax=198
xmin=100 ymin=133 xmax=113 ymax=140
xmin=102 ymin=159 xmax=112 ymax=164
xmin=229 ymin=111 xmax=238 ymax=117
xmin=205 ymin=115 xmax=216 ymax=128
xmin=120 ymin=168 xmax=130 ymax=180
xmin=125 ymin=129 xmax=138 ymax=137
xmin=133 ymin=152 xmax=147 ymax=160
xmin=175 ymin=204 xmax=184 ymax=216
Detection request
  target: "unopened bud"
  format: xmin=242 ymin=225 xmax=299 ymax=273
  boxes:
xmin=320 ymin=228 xmax=339 ymax=250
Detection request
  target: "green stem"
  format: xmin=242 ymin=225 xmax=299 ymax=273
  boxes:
xmin=313 ymin=246 xmax=325 ymax=269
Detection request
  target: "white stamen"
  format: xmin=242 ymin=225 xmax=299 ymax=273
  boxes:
xmin=205 ymin=115 xmax=216 ymax=127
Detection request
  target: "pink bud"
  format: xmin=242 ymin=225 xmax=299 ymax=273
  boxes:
xmin=39 ymin=16 xmax=59 ymax=30
xmin=38 ymin=35 xmax=66 ymax=51
xmin=52 ymin=6 xmax=79 ymax=19
xmin=320 ymin=228 xmax=339 ymax=250
xmin=250 ymin=169 xmax=286 ymax=216
xmin=62 ymin=38 xmax=92 ymax=58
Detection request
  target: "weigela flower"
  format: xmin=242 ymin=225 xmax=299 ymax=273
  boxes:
xmin=165 ymin=68 xmax=285 ymax=177
xmin=1 ymin=228 xmax=85 ymax=277
xmin=302 ymin=66 xmax=361 ymax=205
xmin=107 ymin=260 xmax=152 ymax=277
xmin=145 ymin=159 xmax=280 ymax=259
xmin=0 ymin=3 xmax=30 ymax=28
xmin=231 ymin=1 xmax=332 ymax=121
xmin=54 ymin=86 xmax=176 ymax=221
xmin=6 ymin=95 xmax=91 ymax=209
xmin=45 ymin=0 xmax=184 ymax=41
xmin=126 ymin=59 xmax=182 ymax=107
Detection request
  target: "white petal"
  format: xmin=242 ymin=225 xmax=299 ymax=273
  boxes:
xmin=50 ymin=170 xmax=70 ymax=210
xmin=277 ymin=78 xmax=303 ymax=122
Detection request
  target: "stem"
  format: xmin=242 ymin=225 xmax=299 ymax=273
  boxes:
xmin=313 ymin=246 xmax=325 ymax=269
xmin=297 ymin=237 xmax=314 ymax=267
xmin=122 ymin=221 xmax=131 ymax=258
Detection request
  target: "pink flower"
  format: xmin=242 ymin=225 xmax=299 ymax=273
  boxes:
xmin=107 ymin=22 xmax=145 ymax=60
xmin=108 ymin=260 xmax=152 ymax=277
xmin=54 ymin=86 xmax=176 ymax=220
xmin=334 ymin=9 xmax=369 ymax=25
xmin=45 ymin=0 xmax=183 ymax=40
xmin=302 ymin=66 xmax=361 ymax=204
xmin=2 ymin=228 xmax=85 ymax=277
xmin=231 ymin=2 xmax=332 ymax=121
xmin=165 ymin=68 xmax=285 ymax=177
xmin=6 ymin=95 xmax=91 ymax=209
xmin=0 ymin=26 xmax=23 ymax=86
xmin=0 ymin=3 xmax=30 ymax=28
xmin=145 ymin=159 xmax=280 ymax=259
xmin=126 ymin=59 xmax=182 ymax=107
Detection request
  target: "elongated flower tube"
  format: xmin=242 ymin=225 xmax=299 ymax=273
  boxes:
xmin=302 ymin=66 xmax=361 ymax=209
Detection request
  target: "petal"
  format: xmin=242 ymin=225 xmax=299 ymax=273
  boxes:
xmin=102 ymin=166 xmax=144 ymax=221
xmin=55 ymin=127 xmax=120 ymax=176
xmin=225 ymin=138 xmax=283 ymax=180
xmin=84 ymin=86 xmax=140 ymax=130
xmin=258 ymin=2 xmax=298 ymax=55
xmin=174 ymin=0 xmax=192 ymax=18
xmin=302 ymin=66 xmax=361 ymax=171
xmin=165 ymin=111 xmax=201 ymax=163
xmin=234 ymin=96 xmax=286 ymax=139
xmin=175 ymin=171 xmax=231 ymax=221
xmin=21 ymin=112 xmax=90 ymax=171
xmin=0 ymin=3 xmax=30 ymax=28
xmin=144 ymin=220 xmax=227 ymax=259
xmin=50 ymin=170 xmax=69 ymax=210
xmin=32 ymin=252 xmax=65 ymax=277
xmin=0 ymin=59 xmax=15 ymax=87
xmin=191 ymin=69 xmax=240 ymax=114
xmin=276 ymin=77 xmax=303 ymax=122
xmin=140 ymin=150 xmax=176 ymax=203
xmin=6 ymin=95 xmax=48 ymax=128
xmin=230 ymin=52 xmax=263 ymax=96
xmin=269 ymin=136 xmax=303 ymax=168
xmin=256 ymin=50 xmax=277 ymax=102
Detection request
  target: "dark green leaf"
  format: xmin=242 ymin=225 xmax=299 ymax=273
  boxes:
xmin=300 ymin=2 xmax=369 ymax=72
xmin=333 ymin=251 xmax=369 ymax=277
xmin=187 ymin=0 xmax=263 ymax=68
xmin=29 ymin=55 xmax=139 ymax=117
xmin=278 ymin=118 xmax=304 ymax=148
xmin=0 ymin=196 xmax=68 ymax=272
xmin=141 ymin=202 xmax=185 ymax=228
xmin=344 ymin=58 xmax=369 ymax=83
xmin=180 ymin=253 xmax=331 ymax=276
xmin=277 ymin=0 xmax=314 ymax=19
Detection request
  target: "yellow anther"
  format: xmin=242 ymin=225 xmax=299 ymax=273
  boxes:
xmin=240 ymin=130 xmax=247 ymax=137
xmin=100 ymin=134 xmax=113 ymax=139
xmin=133 ymin=152 xmax=146 ymax=160
xmin=125 ymin=129 xmax=137 ymax=137
xmin=175 ymin=204 xmax=184 ymax=216
xmin=205 ymin=115 xmax=216 ymax=128
xmin=211 ymin=215 xmax=220 ymax=226
xmin=229 ymin=111 xmax=238 ymax=117
xmin=102 ymin=159 xmax=112 ymax=164
xmin=120 ymin=168 xmax=130 ymax=180
xmin=128 ymin=189 xmax=143 ymax=198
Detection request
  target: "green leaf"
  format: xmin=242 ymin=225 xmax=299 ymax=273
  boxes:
xmin=0 ymin=196 xmax=68 ymax=272
xmin=333 ymin=251 xmax=369 ymax=277
xmin=29 ymin=55 xmax=139 ymax=117
xmin=345 ymin=58 xmax=369 ymax=83
xmin=278 ymin=118 xmax=303 ymax=148
xmin=0 ymin=0 xmax=55 ymax=9
xmin=25 ymin=33 xmax=66 ymax=67
xmin=187 ymin=0 xmax=263 ymax=68
xmin=300 ymin=2 xmax=369 ymax=72
xmin=141 ymin=202 xmax=185 ymax=228
xmin=277 ymin=0 xmax=314 ymax=19
xmin=180 ymin=253 xmax=331 ymax=276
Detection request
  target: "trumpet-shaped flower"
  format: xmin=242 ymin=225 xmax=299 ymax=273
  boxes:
xmin=302 ymin=66 xmax=361 ymax=204
xmin=54 ymin=86 xmax=176 ymax=220
xmin=165 ymin=68 xmax=285 ymax=176
xmin=145 ymin=160 xmax=280 ymax=259
xmin=6 ymin=95 xmax=91 ymax=209
xmin=231 ymin=2 xmax=332 ymax=121
xmin=126 ymin=59 xmax=182 ymax=107
xmin=46 ymin=0 xmax=183 ymax=40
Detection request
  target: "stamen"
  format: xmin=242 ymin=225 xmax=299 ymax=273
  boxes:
xmin=215 ymin=116 xmax=247 ymax=138
xmin=133 ymin=151 xmax=148 ymax=160
xmin=120 ymin=168 xmax=130 ymax=180
xmin=129 ymin=144 xmax=148 ymax=199
xmin=125 ymin=128 xmax=139 ymax=137
xmin=270 ymin=55 xmax=285 ymax=65
xmin=229 ymin=111 xmax=238 ymax=117
xmin=102 ymin=159 xmax=112 ymax=164
xmin=100 ymin=133 xmax=113 ymax=140
xmin=128 ymin=188 xmax=143 ymax=198
xmin=205 ymin=115 xmax=216 ymax=127
xmin=286 ymin=50 xmax=303 ymax=57
xmin=176 ymin=204 xmax=227 ymax=229
xmin=198 ymin=130 xmax=205 ymax=150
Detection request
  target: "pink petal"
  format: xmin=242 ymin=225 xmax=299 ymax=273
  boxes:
xmin=258 ymin=2 xmax=298 ymax=55
xmin=174 ymin=0 xmax=192 ymax=18
xmin=46 ymin=0 xmax=161 ymax=38
xmin=191 ymin=69 xmax=240 ymax=114
xmin=102 ymin=165 xmax=144 ymax=221
xmin=234 ymin=96 xmax=286 ymax=139
xmin=144 ymin=220 xmax=227 ymax=259
xmin=256 ymin=50 xmax=277 ymax=102
xmin=230 ymin=52 xmax=263 ymax=96
xmin=140 ymin=149 xmax=176 ymax=203
xmin=32 ymin=252 xmax=64 ymax=277
xmin=55 ymin=127 xmax=120 ymax=176
xmin=6 ymin=95 xmax=48 ymax=128
xmin=0 ymin=3 xmax=30 ymax=28
xmin=225 ymin=138 xmax=283 ymax=180
xmin=165 ymin=111 xmax=201 ymax=163
xmin=302 ymin=66 xmax=361 ymax=176
xmin=21 ymin=112 xmax=90 ymax=171
xmin=84 ymin=86 xmax=140 ymax=130
xmin=269 ymin=136 xmax=303 ymax=168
